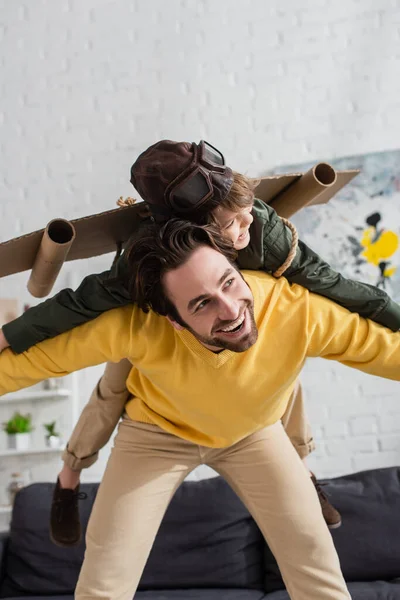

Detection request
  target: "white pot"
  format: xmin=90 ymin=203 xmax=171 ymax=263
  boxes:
xmin=46 ymin=435 xmax=61 ymax=448
xmin=7 ymin=433 xmax=31 ymax=451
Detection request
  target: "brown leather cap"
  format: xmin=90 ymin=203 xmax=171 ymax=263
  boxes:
xmin=130 ymin=140 xmax=233 ymax=221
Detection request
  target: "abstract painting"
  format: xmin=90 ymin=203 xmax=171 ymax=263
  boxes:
xmin=276 ymin=150 xmax=400 ymax=302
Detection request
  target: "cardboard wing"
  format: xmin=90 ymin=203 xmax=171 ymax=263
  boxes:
xmin=0 ymin=204 xmax=144 ymax=294
xmin=0 ymin=163 xmax=359 ymax=296
xmin=257 ymin=163 xmax=359 ymax=218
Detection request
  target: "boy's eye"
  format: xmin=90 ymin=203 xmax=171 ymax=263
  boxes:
xmin=224 ymin=220 xmax=235 ymax=229
xmin=224 ymin=278 xmax=234 ymax=288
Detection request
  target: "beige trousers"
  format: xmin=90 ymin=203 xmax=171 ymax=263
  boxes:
xmin=63 ymin=360 xmax=315 ymax=470
xmin=75 ymin=418 xmax=349 ymax=600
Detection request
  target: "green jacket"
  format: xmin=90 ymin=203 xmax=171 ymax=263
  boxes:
xmin=4 ymin=199 xmax=400 ymax=353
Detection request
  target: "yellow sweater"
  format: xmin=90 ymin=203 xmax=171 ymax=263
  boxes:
xmin=0 ymin=272 xmax=399 ymax=447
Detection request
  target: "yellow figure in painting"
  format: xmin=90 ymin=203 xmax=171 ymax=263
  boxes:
xmin=360 ymin=212 xmax=399 ymax=287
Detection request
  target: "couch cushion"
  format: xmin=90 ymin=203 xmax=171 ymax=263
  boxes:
xmin=141 ymin=477 xmax=264 ymax=590
xmin=329 ymin=467 xmax=400 ymax=582
xmin=346 ymin=581 xmax=400 ymax=600
xmin=1 ymin=593 xmax=265 ymax=600
xmin=264 ymin=580 xmax=400 ymax=599
xmin=137 ymin=591 xmax=266 ymax=600
xmin=263 ymin=467 xmax=400 ymax=592
xmin=0 ymin=597 xmax=73 ymax=600
xmin=0 ymin=482 xmax=92 ymax=598
xmin=2 ymin=593 xmax=266 ymax=600
xmin=3 ymin=584 xmax=400 ymax=600
xmin=0 ymin=477 xmax=265 ymax=597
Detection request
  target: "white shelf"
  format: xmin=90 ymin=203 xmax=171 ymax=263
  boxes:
xmin=0 ymin=505 xmax=11 ymax=514
xmin=0 ymin=389 xmax=71 ymax=405
xmin=0 ymin=447 xmax=64 ymax=458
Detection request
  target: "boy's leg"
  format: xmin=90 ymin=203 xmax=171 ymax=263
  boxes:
xmin=75 ymin=417 xmax=199 ymax=600
xmin=281 ymin=381 xmax=315 ymax=460
xmin=208 ymin=422 xmax=350 ymax=600
xmin=62 ymin=359 xmax=132 ymax=470
xmin=51 ymin=359 xmax=132 ymax=547
xmin=281 ymin=381 xmax=341 ymax=529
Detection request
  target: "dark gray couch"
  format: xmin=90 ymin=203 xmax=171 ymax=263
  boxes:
xmin=0 ymin=467 xmax=400 ymax=599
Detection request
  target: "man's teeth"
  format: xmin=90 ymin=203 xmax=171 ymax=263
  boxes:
xmin=220 ymin=314 xmax=245 ymax=333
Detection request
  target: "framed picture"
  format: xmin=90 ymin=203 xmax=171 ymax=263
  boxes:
xmin=276 ymin=149 xmax=400 ymax=300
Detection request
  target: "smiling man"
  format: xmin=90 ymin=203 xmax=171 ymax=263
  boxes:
xmin=0 ymin=220 xmax=399 ymax=600
xmin=164 ymin=246 xmax=258 ymax=352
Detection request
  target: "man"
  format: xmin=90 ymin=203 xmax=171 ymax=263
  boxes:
xmin=0 ymin=220 xmax=399 ymax=600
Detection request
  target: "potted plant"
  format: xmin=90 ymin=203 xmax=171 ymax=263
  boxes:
xmin=43 ymin=421 xmax=61 ymax=448
xmin=2 ymin=412 xmax=33 ymax=451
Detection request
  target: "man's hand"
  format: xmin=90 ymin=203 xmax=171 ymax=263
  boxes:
xmin=0 ymin=329 xmax=10 ymax=352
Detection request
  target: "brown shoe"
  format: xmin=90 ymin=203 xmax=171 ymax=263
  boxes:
xmin=50 ymin=478 xmax=87 ymax=547
xmin=310 ymin=473 xmax=342 ymax=529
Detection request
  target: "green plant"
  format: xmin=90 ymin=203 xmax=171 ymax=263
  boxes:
xmin=2 ymin=412 xmax=33 ymax=434
xmin=43 ymin=421 xmax=59 ymax=438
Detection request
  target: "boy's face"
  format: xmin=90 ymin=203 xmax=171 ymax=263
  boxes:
xmin=163 ymin=245 xmax=258 ymax=353
xmin=212 ymin=205 xmax=254 ymax=250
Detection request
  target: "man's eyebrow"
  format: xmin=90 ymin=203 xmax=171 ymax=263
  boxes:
xmin=187 ymin=294 xmax=208 ymax=313
xmin=187 ymin=268 xmax=234 ymax=312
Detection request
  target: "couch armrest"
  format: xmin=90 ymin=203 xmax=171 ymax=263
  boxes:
xmin=0 ymin=530 xmax=9 ymax=585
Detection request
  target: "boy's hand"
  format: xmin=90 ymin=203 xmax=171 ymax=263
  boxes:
xmin=0 ymin=329 xmax=10 ymax=352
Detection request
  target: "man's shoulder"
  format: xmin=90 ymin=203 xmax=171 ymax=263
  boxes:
xmin=243 ymin=270 xmax=280 ymax=308
xmin=126 ymin=303 xmax=175 ymax=335
xmin=242 ymin=270 xmax=308 ymax=312
xmin=105 ymin=304 xmax=175 ymax=353
xmin=100 ymin=304 xmax=159 ymax=332
xmin=243 ymin=270 xmax=283 ymax=293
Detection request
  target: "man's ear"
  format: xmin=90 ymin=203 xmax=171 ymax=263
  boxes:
xmin=166 ymin=316 xmax=185 ymax=331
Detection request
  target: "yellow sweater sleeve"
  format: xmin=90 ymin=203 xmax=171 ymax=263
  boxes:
xmin=0 ymin=305 xmax=135 ymax=395
xmin=306 ymin=289 xmax=400 ymax=380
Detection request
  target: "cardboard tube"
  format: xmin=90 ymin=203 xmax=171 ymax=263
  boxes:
xmin=27 ymin=219 xmax=76 ymax=298
xmin=270 ymin=163 xmax=337 ymax=219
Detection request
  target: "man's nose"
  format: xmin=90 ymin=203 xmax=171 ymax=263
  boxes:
xmin=218 ymin=297 xmax=240 ymax=321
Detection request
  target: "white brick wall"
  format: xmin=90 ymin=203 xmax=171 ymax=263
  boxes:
xmin=0 ymin=0 xmax=400 ymax=483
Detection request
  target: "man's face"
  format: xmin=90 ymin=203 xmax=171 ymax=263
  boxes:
xmin=163 ymin=245 xmax=258 ymax=352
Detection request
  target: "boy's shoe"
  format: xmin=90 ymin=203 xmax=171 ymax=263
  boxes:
xmin=50 ymin=478 xmax=87 ymax=547
xmin=311 ymin=473 xmax=342 ymax=529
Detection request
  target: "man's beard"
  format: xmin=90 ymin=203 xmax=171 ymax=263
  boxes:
xmin=184 ymin=301 xmax=258 ymax=353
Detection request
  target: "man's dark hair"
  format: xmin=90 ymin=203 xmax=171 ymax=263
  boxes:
xmin=126 ymin=219 xmax=238 ymax=320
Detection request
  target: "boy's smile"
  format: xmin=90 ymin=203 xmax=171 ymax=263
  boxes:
xmin=212 ymin=205 xmax=254 ymax=250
